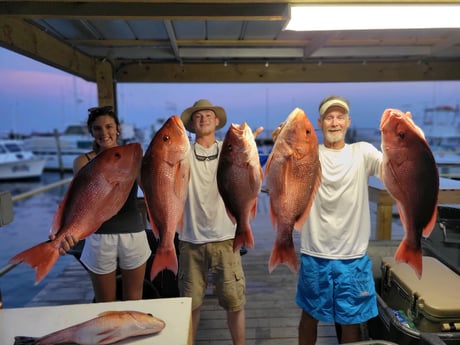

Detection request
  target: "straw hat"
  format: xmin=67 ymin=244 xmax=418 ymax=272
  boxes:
xmin=181 ymin=99 xmax=227 ymax=133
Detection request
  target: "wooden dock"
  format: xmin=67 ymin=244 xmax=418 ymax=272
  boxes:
xmin=24 ymin=193 xmax=404 ymax=344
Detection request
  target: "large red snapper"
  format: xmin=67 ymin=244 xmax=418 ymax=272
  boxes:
xmin=265 ymin=108 xmax=321 ymax=274
xmin=141 ymin=115 xmax=190 ymax=281
xmin=30 ymin=310 xmax=165 ymax=344
xmin=380 ymin=108 xmax=439 ymax=279
xmin=9 ymin=143 xmax=143 ymax=284
xmin=217 ymin=122 xmax=263 ymax=252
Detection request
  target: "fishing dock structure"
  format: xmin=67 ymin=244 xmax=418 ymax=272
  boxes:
xmin=24 ymin=192 xmax=404 ymax=345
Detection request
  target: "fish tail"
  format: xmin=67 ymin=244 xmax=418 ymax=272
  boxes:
xmin=268 ymin=237 xmax=298 ymax=274
xmin=9 ymin=241 xmax=59 ymax=284
xmin=150 ymin=247 xmax=178 ymax=281
xmin=394 ymin=239 xmax=423 ymax=279
xmin=233 ymin=223 xmax=254 ymax=252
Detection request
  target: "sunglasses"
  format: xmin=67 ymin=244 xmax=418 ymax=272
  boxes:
xmin=88 ymin=106 xmax=115 ymax=116
xmin=194 ymin=142 xmax=219 ymax=161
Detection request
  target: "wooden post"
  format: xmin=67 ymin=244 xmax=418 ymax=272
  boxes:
xmin=53 ymin=129 xmax=65 ymax=178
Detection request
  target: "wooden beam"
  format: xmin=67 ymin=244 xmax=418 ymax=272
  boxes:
xmin=0 ymin=2 xmax=288 ymax=20
xmin=115 ymin=60 xmax=460 ymax=83
xmin=0 ymin=17 xmax=96 ymax=81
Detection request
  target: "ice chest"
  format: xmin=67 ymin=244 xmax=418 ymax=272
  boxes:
xmin=380 ymin=256 xmax=460 ymax=333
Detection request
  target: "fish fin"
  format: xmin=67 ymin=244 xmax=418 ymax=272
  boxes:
xmin=268 ymin=236 xmax=298 ymax=274
xmin=394 ymin=239 xmax=423 ymax=279
xmin=49 ymin=182 xmax=74 ymax=236
xmin=150 ymin=246 xmax=178 ymax=280
xmin=9 ymin=241 xmax=59 ymax=284
xmin=250 ymin=199 xmax=257 ymax=220
xmin=144 ymin=202 xmax=160 ymax=239
xmin=268 ymin=199 xmax=278 ymax=229
xmin=177 ymin=213 xmax=184 ymax=233
xmin=293 ymin=166 xmax=322 ymax=232
xmin=422 ymin=206 xmax=437 ymax=238
xmin=233 ymin=223 xmax=254 ymax=251
xmin=264 ymin=151 xmax=275 ymax=180
xmin=225 ymin=208 xmax=237 ymax=224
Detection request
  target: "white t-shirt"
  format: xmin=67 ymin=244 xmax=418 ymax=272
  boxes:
xmin=300 ymin=142 xmax=382 ymax=259
xmin=179 ymin=141 xmax=236 ymax=244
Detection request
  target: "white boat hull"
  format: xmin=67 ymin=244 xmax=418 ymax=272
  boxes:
xmin=0 ymin=158 xmax=46 ymax=180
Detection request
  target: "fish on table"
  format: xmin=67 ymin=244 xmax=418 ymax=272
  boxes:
xmin=141 ymin=115 xmax=190 ymax=281
xmin=265 ymin=108 xmax=322 ymax=274
xmin=217 ymin=122 xmax=264 ymax=252
xmin=9 ymin=143 xmax=143 ymax=284
xmin=380 ymin=108 xmax=439 ymax=279
xmin=14 ymin=310 xmax=165 ymax=345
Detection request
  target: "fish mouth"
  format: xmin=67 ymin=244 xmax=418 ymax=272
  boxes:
xmin=380 ymin=109 xmax=401 ymax=130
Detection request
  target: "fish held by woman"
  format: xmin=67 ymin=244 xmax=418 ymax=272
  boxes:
xmin=380 ymin=108 xmax=439 ymax=279
xmin=217 ymin=122 xmax=264 ymax=252
xmin=265 ymin=108 xmax=322 ymax=274
xmin=141 ymin=115 xmax=190 ymax=281
xmin=14 ymin=310 xmax=165 ymax=345
xmin=9 ymin=143 xmax=143 ymax=284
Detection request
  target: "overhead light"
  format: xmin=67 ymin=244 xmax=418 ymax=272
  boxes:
xmin=285 ymin=4 xmax=460 ymax=31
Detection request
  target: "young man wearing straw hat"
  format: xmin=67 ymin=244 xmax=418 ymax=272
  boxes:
xmin=179 ymin=99 xmax=262 ymax=345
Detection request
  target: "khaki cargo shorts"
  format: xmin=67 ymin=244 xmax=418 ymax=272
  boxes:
xmin=178 ymin=239 xmax=246 ymax=311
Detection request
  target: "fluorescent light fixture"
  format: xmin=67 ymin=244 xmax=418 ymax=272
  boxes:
xmin=285 ymin=4 xmax=460 ymax=31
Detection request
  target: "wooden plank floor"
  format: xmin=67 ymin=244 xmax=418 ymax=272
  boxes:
xmin=23 ymin=192 xmax=404 ymax=344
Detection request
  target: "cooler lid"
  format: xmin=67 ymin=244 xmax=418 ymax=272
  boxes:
xmin=382 ymin=256 xmax=460 ymax=318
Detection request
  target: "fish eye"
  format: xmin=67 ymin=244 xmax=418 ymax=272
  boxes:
xmin=398 ymin=132 xmax=405 ymax=139
xmin=114 ymin=153 xmax=121 ymax=158
xmin=162 ymin=135 xmax=170 ymax=142
xmin=306 ymin=129 xmax=311 ymax=135
xmin=227 ymin=143 xmax=233 ymax=151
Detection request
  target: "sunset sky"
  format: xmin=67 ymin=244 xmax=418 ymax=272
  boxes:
xmin=1 ymin=47 xmax=459 ymax=138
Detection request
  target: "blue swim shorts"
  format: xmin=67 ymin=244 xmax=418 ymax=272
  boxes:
xmin=295 ymin=253 xmax=378 ymax=324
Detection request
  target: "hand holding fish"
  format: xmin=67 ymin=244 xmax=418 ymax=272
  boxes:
xmin=253 ymin=126 xmax=264 ymax=138
xmin=49 ymin=233 xmax=77 ymax=256
xmin=271 ymin=121 xmax=285 ymax=142
xmin=9 ymin=143 xmax=143 ymax=284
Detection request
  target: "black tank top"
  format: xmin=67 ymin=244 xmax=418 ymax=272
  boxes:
xmin=84 ymin=152 xmax=144 ymax=234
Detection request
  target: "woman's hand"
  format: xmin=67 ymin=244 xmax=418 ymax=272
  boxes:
xmin=49 ymin=233 xmax=77 ymax=256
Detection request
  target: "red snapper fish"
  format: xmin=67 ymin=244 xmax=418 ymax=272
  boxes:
xmin=265 ymin=108 xmax=321 ymax=274
xmin=141 ymin=115 xmax=190 ymax=280
xmin=9 ymin=143 xmax=143 ymax=284
xmin=217 ymin=122 xmax=263 ymax=252
xmin=20 ymin=310 xmax=165 ymax=345
xmin=380 ymin=108 xmax=439 ymax=279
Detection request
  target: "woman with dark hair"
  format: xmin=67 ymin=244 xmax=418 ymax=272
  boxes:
xmin=58 ymin=106 xmax=151 ymax=302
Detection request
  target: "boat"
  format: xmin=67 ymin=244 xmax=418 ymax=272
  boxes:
xmin=23 ymin=123 xmax=142 ymax=171
xmin=422 ymin=105 xmax=460 ymax=179
xmin=422 ymin=105 xmax=460 ymax=153
xmin=0 ymin=139 xmax=46 ymax=180
xmin=23 ymin=124 xmax=93 ymax=171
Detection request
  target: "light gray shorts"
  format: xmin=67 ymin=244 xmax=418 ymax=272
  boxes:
xmin=80 ymin=232 xmax=151 ymax=275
